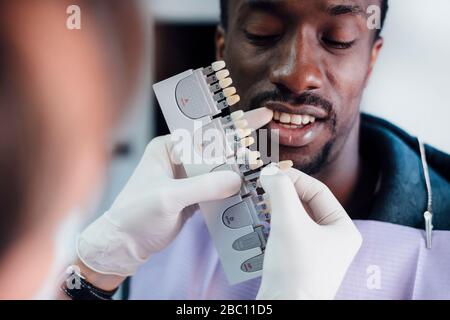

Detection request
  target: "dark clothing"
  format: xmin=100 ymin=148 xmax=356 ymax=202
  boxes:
xmin=360 ymin=114 xmax=450 ymax=230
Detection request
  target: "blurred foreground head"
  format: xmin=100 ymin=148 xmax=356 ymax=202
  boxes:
xmin=0 ymin=0 xmax=145 ymax=298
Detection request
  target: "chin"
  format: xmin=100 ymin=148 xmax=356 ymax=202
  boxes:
xmin=277 ymin=141 xmax=333 ymax=175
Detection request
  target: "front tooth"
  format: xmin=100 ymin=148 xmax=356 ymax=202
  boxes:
xmin=310 ymin=117 xmax=316 ymax=123
xmin=291 ymin=115 xmax=303 ymax=125
xmin=273 ymin=111 xmax=280 ymax=121
xmin=280 ymin=113 xmax=291 ymax=124
xmin=302 ymin=115 xmax=311 ymax=125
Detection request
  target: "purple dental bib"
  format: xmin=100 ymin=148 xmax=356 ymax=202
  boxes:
xmin=130 ymin=213 xmax=450 ymax=300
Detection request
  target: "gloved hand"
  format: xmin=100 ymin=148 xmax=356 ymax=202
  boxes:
xmin=256 ymin=165 xmax=362 ymax=300
xmin=77 ymin=107 xmax=273 ymax=277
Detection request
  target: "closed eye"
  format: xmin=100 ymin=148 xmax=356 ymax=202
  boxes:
xmin=322 ymin=38 xmax=356 ymax=49
xmin=244 ymin=31 xmax=281 ymax=47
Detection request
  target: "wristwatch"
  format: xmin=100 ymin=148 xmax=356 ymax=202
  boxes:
xmin=61 ymin=266 xmax=118 ymax=300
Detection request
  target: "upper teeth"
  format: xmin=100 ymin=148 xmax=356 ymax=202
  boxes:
xmin=274 ymin=111 xmax=316 ymax=126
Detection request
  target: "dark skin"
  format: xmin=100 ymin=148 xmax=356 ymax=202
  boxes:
xmin=216 ymin=0 xmax=383 ymax=216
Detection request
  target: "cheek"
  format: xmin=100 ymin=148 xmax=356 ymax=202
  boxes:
xmin=326 ymin=54 xmax=370 ymax=118
xmin=225 ymin=38 xmax=273 ymax=107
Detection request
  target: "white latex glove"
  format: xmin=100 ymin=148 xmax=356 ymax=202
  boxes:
xmin=77 ymin=107 xmax=273 ymax=277
xmin=256 ymin=165 xmax=363 ymax=300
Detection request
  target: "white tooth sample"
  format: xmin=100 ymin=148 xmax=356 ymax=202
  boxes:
xmin=238 ymin=150 xmax=261 ymax=165
xmin=241 ymin=137 xmax=255 ymax=147
xmin=291 ymin=114 xmax=303 ymax=125
xmin=216 ymin=69 xmax=230 ymax=80
xmin=248 ymin=151 xmax=261 ymax=164
xmin=233 ymin=119 xmax=249 ymax=129
xmin=219 ymin=78 xmax=233 ymax=88
xmin=273 ymin=111 xmax=280 ymax=121
xmin=236 ymin=128 xmax=252 ymax=138
xmin=310 ymin=117 xmax=316 ymax=123
xmin=227 ymin=94 xmax=240 ymax=106
xmin=230 ymin=110 xmax=244 ymax=121
xmin=280 ymin=113 xmax=291 ymax=124
xmin=236 ymin=147 xmax=248 ymax=159
xmin=223 ymin=87 xmax=236 ymax=97
xmin=278 ymin=160 xmax=294 ymax=171
xmin=212 ymin=60 xmax=226 ymax=71
xmin=250 ymin=159 xmax=264 ymax=170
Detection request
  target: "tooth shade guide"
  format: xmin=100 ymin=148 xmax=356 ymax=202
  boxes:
xmin=222 ymin=119 xmax=248 ymax=131
xmin=223 ymin=87 xmax=236 ymax=97
xmin=219 ymin=78 xmax=233 ymax=89
xmin=240 ymin=136 xmax=255 ymax=148
xmin=236 ymin=128 xmax=251 ymax=139
xmin=233 ymin=119 xmax=248 ymax=129
xmin=203 ymin=66 xmax=214 ymax=75
xmin=209 ymin=83 xmax=222 ymax=93
xmin=230 ymin=110 xmax=244 ymax=121
xmin=212 ymin=60 xmax=226 ymax=71
xmin=206 ymin=74 xmax=219 ymax=84
xmin=217 ymin=100 xmax=229 ymax=110
xmin=226 ymin=94 xmax=240 ymax=106
xmin=236 ymin=150 xmax=261 ymax=167
xmin=216 ymin=69 xmax=230 ymax=80
xmin=213 ymin=91 xmax=226 ymax=101
xmin=278 ymin=160 xmax=294 ymax=171
xmin=243 ymin=171 xmax=261 ymax=181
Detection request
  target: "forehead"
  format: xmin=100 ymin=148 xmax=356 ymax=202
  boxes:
xmin=231 ymin=0 xmax=376 ymax=18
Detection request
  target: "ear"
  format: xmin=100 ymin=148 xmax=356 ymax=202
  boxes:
xmin=364 ymin=37 xmax=383 ymax=87
xmin=215 ymin=26 xmax=226 ymax=61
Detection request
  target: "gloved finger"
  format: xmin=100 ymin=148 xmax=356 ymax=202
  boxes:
xmin=242 ymin=107 xmax=273 ymax=130
xmin=171 ymin=170 xmax=242 ymax=209
xmin=144 ymin=135 xmax=189 ymax=180
xmin=259 ymin=165 xmax=315 ymax=232
xmin=285 ymin=168 xmax=350 ymax=226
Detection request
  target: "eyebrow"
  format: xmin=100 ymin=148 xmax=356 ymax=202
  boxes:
xmin=325 ymin=4 xmax=365 ymax=17
xmin=237 ymin=0 xmax=280 ymax=26
xmin=242 ymin=0 xmax=278 ymax=12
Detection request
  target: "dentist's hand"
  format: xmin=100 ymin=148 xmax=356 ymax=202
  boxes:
xmin=76 ymin=108 xmax=273 ymax=282
xmin=256 ymin=165 xmax=362 ymax=300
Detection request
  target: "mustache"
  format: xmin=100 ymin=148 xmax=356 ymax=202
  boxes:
xmin=248 ymin=89 xmax=333 ymax=115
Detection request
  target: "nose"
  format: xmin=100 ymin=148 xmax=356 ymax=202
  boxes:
xmin=269 ymin=32 xmax=324 ymax=95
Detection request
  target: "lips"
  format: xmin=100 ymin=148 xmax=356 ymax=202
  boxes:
xmin=265 ymin=102 xmax=329 ymax=120
xmin=264 ymin=102 xmax=329 ymax=147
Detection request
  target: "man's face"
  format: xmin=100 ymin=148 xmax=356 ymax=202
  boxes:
xmin=217 ymin=0 xmax=383 ymax=174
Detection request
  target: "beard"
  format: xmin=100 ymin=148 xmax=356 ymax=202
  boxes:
xmin=264 ymin=113 xmax=337 ymax=175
